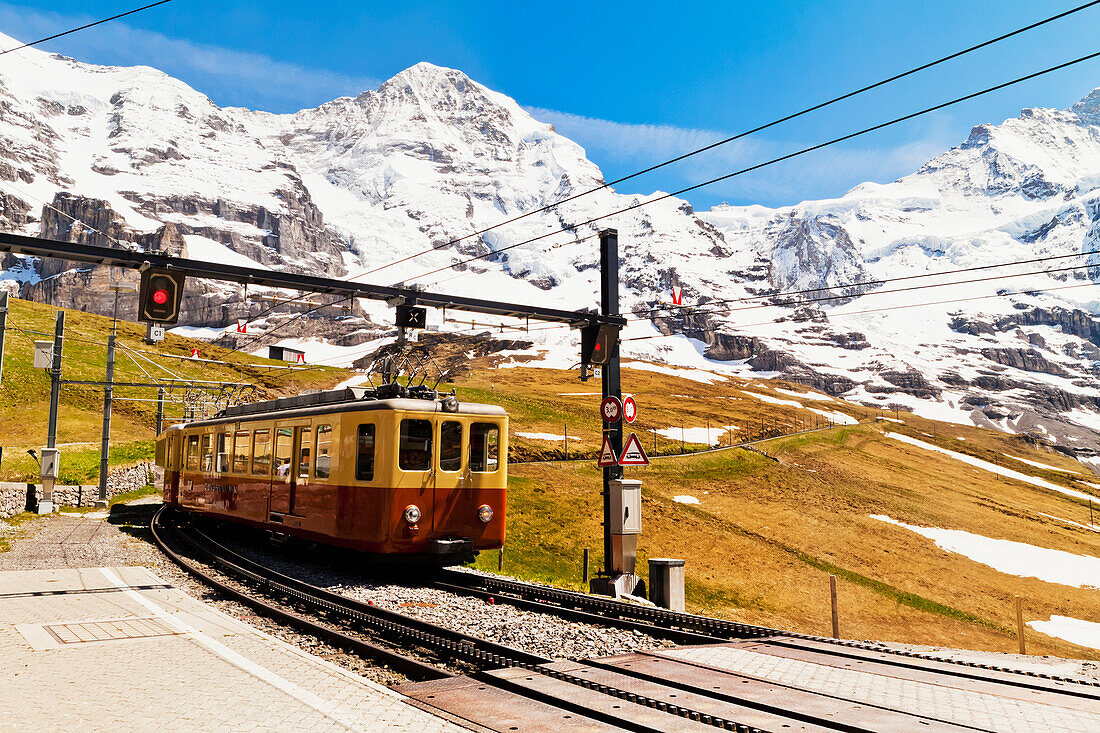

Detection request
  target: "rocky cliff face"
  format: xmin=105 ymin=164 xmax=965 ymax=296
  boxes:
xmin=6 ymin=31 xmax=1100 ymax=452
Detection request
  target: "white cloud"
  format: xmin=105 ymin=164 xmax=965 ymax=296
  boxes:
xmin=0 ymin=3 xmax=380 ymax=112
xmin=525 ymin=105 xmax=958 ymax=207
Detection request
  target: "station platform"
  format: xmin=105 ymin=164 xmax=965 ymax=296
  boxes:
xmin=0 ymin=566 xmax=464 ymax=732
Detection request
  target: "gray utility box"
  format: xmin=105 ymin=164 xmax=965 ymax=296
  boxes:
xmin=609 ymin=479 xmax=641 ymax=535
xmin=39 ymin=448 xmax=60 ymax=479
xmin=649 ymin=558 xmax=686 ymax=612
xmin=33 ymin=341 xmax=53 ymax=369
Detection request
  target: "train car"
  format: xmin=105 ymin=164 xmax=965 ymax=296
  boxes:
xmin=154 ymin=387 xmax=507 ymax=563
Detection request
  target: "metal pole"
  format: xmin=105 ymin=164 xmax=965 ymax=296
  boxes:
xmin=600 ymin=229 xmax=622 ymax=578
xmin=830 ymin=574 xmax=840 ymax=638
xmin=156 ymin=387 xmax=165 ymax=435
xmin=0 ymin=291 xmax=7 ymax=386
xmin=97 ymin=290 xmax=119 ymax=504
xmin=46 ymin=311 xmax=64 ymax=450
xmin=564 ymin=422 xmax=568 ymax=461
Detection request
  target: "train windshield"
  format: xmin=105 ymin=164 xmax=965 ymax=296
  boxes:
xmin=440 ymin=421 xmax=462 ymax=472
xmin=399 ymin=419 xmax=432 ymax=471
xmin=469 ymin=423 xmax=499 ymax=473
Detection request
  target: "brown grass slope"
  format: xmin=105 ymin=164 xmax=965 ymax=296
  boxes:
xmin=457 ymin=363 xmax=1100 ymax=661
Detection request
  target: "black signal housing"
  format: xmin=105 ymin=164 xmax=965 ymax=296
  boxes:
xmin=137 ymin=268 xmax=186 ymax=324
xmin=395 ymin=304 xmax=427 ymax=329
xmin=581 ymin=323 xmax=619 ymax=366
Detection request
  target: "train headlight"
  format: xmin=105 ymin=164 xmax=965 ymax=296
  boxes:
xmin=477 ymin=504 xmax=493 ymax=523
xmin=403 ymin=504 xmax=422 ymax=525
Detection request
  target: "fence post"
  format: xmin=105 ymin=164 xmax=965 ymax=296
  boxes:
xmin=498 ymin=547 xmax=504 ymax=573
xmin=583 ymin=548 xmax=589 ymax=584
xmin=1015 ymin=595 xmax=1026 ymax=654
xmin=830 ymin=575 xmax=840 ymax=639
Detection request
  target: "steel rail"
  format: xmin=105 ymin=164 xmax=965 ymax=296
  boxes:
xmin=0 ymin=231 xmax=626 ymax=326
xmin=176 ymin=514 xmax=772 ymax=731
xmin=149 ymin=506 xmax=450 ymax=680
xmin=438 ymin=570 xmax=1100 ymax=694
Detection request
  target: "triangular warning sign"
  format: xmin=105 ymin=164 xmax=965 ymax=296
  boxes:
xmin=236 ymin=319 xmax=247 ymax=334
xmin=295 ymin=352 xmax=306 ymax=364
xmin=597 ymin=434 xmax=618 ymax=467
xmin=190 ymin=348 xmax=200 ymax=359
xmin=618 ymin=433 xmax=650 ymax=466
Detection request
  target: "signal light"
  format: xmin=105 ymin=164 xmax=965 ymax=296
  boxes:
xmin=138 ymin=268 xmax=186 ymax=324
xmin=581 ymin=323 xmax=619 ymax=366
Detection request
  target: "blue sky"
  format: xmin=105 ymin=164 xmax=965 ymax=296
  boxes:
xmin=2 ymin=1 xmax=1100 ymax=209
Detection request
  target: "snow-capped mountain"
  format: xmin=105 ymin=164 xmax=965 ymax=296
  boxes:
xmin=5 ymin=29 xmax=1100 ymax=454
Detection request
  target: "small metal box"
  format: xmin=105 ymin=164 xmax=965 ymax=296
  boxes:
xmin=40 ymin=448 xmax=60 ymax=479
xmin=33 ymin=341 xmax=53 ymax=369
xmin=609 ymin=478 xmax=641 ymax=535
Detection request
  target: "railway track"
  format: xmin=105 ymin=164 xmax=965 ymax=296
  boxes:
xmin=152 ymin=507 xmax=1100 ymax=732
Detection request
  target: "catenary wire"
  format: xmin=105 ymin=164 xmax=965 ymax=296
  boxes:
xmin=353 ymin=1 xmax=1100 ymax=280
xmin=218 ymin=4 xmax=1100 ymax=326
xmin=0 ymin=1 xmax=175 ymax=57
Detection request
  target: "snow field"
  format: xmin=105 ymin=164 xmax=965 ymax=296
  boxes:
xmin=1027 ymin=616 xmax=1100 ymax=651
xmin=870 ymin=515 xmax=1100 ymax=589
xmin=884 ymin=433 xmax=1097 ymax=502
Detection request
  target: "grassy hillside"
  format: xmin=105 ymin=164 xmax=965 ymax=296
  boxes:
xmin=0 ymin=296 xmax=351 ymax=483
xmin=458 ymin=363 xmax=1100 ymax=661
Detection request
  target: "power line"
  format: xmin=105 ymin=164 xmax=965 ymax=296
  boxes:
xmin=220 ymin=3 xmax=1100 ymax=328
xmin=353 ymin=1 xmax=1100 ymax=279
xmin=0 ymin=1 xmax=175 ymax=57
xmin=396 ymin=47 xmax=1100 ymax=284
xmin=623 ymin=280 xmax=1100 ymax=342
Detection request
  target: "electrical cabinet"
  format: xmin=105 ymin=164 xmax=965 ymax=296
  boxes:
xmin=609 ymin=479 xmax=641 ymax=535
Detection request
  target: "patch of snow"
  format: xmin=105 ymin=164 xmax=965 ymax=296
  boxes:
xmin=870 ymin=515 xmax=1100 ymax=589
xmin=805 ymin=407 xmax=858 ymax=426
xmin=1002 ymin=454 xmax=1080 ymax=474
xmin=1036 ymin=512 xmax=1100 ymax=533
xmin=740 ymin=391 xmax=803 ymax=408
xmin=183 ymin=235 xmax=268 ymax=269
xmin=168 ymin=325 xmax=231 ymax=339
xmin=884 ymin=433 xmax=1097 ymax=502
xmin=515 ymin=432 xmax=581 ymax=442
xmin=655 ymin=426 xmax=736 ymax=444
xmin=672 ymin=495 xmax=700 ymax=505
xmin=624 ymin=362 xmax=727 ymax=384
xmin=1028 ymin=616 xmax=1100 ymax=651
xmin=775 ymin=387 xmax=833 ymax=401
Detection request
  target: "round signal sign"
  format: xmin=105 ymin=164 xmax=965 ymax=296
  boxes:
xmin=152 ymin=289 xmax=169 ymax=305
xmin=623 ymin=395 xmax=638 ymax=423
xmin=600 ymin=395 xmax=622 ymax=423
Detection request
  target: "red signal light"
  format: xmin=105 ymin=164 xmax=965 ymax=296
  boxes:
xmin=152 ymin=289 xmax=169 ymax=305
xmin=594 ymin=342 xmax=601 ymax=352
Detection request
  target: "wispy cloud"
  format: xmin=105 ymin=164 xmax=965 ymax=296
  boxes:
xmin=525 ymin=106 xmax=959 ymax=208
xmin=0 ymin=3 xmax=380 ymax=112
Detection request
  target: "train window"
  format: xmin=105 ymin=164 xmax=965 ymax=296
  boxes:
xmin=274 ymin=428 xmax=293 ymax=478
xmin=185 ymin=435 xmax=199 ymax=470
xmin=440 ymin=421 xmax=462 ymax=472
xmin=215 ymin=433 xmax=230 ymax=473
xmin=200 ymin=434 xmax=213 ymax=472
xmin=399 ymin=420 xmax=432 ymax=471
xmin=252 ymin=430 xmax=271 ymax=475
xmin=469 ymin=423 xmax=499 ymax=473
xmin=356 ymin=424 xmax=375 ymax=481
xmin=315 ymin=425 xmax=333 ymax=479
xmin=298 ymin=427 xmax=311 ymax=480
xmin=233 ymin=430 xmax=250 ymax=473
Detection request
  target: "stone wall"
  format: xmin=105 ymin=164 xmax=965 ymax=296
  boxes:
xmin=0 ymin=462 xmax=157 ymax=519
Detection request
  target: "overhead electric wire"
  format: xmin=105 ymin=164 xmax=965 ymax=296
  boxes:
xmin=352 ymin=1 xmax=1100 ymax=280
xmin=395 ymin=47 xmax=1100 ymax=287
xmin=0 ymin=1 xmax=175 ymax=57
xmin=225 ymin=2 xmax=1100 ymax=327
xmin=623 ymin=280 xmax=1100 ymax=342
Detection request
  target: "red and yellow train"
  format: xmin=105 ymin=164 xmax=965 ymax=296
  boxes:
xmin=154 ymin=387 xmax=508 ymax=562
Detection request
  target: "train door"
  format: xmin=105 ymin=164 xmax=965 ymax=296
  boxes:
xmin=434 ymin=417 xmax=466 ymax=531
xmin=269 ymin=423 xmax=308 ymax=516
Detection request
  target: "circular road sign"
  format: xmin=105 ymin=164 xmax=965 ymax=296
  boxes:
xmin=623 ymin=395 xmax=638 ymax=423
xmin=600 ymin=395 xmax=623 ymax=423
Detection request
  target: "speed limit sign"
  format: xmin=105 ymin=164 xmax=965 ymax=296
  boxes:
xmin=600 ymin=396 xmax=623 ymax=423
xmin=623 ymin=396 xmax=637 ymax=423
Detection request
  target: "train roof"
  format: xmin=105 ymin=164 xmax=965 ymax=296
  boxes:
xmin=171 ymin=387 xmax=506 ymax=431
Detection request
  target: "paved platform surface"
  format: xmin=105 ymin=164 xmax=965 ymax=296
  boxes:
xmin=0 ymin=566 xmax=464 ymax=732
xmin=656 ymin=644 xmax=1100 ymax=733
